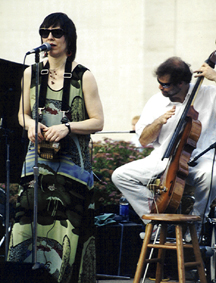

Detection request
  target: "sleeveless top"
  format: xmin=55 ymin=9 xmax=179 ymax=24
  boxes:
xmin=21 ymin=63 xmax=94 ymax=189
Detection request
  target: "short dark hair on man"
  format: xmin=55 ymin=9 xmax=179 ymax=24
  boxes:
xmin=154 ymin=57 xmax=192 ymax=85
xmin=40 ymin=12 xmax=77 ymax=62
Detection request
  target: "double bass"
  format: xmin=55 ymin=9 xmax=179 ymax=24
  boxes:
xmin=150 ymin=51 xmax=216 ymax=213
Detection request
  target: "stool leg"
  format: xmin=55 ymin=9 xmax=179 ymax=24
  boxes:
xmin=175 ymin=224 xmax=185 ymax=283
xmin=133 ymin=223 xmax=153 ymax=283
xmin=189 ymin=224 xmax=207 ymax=283
xmin=155 ymin=223 xmax=167 ymax=283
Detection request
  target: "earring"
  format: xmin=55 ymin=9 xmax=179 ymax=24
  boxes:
xmin=67 ymin=51 xmax=72 ymax=57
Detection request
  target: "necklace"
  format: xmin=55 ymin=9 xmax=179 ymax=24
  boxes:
xmin=49 ymin=62 xmax=65 ymax=85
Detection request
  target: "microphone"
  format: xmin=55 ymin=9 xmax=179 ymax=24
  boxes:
xmin=187 ymin=159 xmax=197 ymax=167
xmin=26 ymin=43 xmax=51 ymax=55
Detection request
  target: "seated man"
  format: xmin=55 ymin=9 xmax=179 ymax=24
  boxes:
xmin=112 ymin=56 xmax=216 ymax=241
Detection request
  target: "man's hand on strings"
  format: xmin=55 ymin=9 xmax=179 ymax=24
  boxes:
xmin=194 ymin=62 xmax=216 ymax=82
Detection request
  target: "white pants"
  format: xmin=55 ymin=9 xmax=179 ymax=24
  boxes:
xmin=111 ymin=154 xmax=216 ymax=223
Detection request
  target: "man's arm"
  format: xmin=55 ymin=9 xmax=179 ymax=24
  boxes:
xmin=139 ymin=105 xmax=176 ymax=147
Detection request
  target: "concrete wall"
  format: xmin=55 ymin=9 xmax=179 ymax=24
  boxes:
xmin=1 ymin=0 xmax=216 ymax=142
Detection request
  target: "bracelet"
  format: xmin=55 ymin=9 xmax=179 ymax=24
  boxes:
xmin=65 ymin=122 xmax=71 ymax=134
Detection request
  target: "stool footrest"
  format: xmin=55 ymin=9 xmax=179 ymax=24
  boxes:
xmin=147 ymin=243 xmax=194 ymax=250
xmin=185 ymin=261 xmax=202 ymax=268
xmin=164 ymin=242 xmax=194 ymax=249
xmin=145 ymin=258 xmax=161 ymax=264
xmin=148 ymin=243 xmax=177 ymax=250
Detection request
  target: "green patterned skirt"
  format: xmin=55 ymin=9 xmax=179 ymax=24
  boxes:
xmin=8 ymin=173 xmax=96 ymax=283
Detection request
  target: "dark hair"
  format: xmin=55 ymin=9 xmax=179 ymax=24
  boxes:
xmin=154 ymin=57 xmax=192 ymax=85
xmin=40 ymin=12 xmax=77 ymax=61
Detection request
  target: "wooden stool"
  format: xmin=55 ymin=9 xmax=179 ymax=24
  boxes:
xmin=133 ymin=214 xmax=207 ymax=283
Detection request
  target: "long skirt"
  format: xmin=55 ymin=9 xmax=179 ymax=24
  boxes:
xmin=8 ymin=174 xmax=96 ymax=283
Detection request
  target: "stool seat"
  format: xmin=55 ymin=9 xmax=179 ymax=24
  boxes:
xmin=143 ymin=213 xmax=201 ymax=222
xmin=133 ymin=213 xmax=207 ymax=283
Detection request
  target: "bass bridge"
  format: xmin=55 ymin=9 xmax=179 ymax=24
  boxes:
xmin=148 ymin=178 xmax=168 ymax=195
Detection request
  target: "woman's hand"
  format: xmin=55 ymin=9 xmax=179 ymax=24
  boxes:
xmin=42 ymin=124 xmax=70 ymax=142
xmin=28 ymin=122 xmax=47 ymax=143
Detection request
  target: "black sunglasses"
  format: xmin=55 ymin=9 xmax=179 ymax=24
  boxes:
xmin=157 ymin=78 xmax=172 ymax=89
xmin=39 ymin=28 xmax=65 ymax=39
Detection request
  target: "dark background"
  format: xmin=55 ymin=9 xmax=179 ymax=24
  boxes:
xmin=0 ymin=59 xmax=28 ymax=183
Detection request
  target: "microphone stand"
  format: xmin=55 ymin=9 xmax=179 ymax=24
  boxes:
xmin=188 ymin=142 xmax=216 ymax=167
xmin=2 ymin=126 xmax=12 ymax=261
xmin=5 ymin=143 xmax=10 ymax=260
xmin=188 ymin=141 xmax=216 ymax=245
xmin=32 ymin=51 xmax=40 ymax=267
xmin=0 ymin=89 xmax=14 ymax=260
